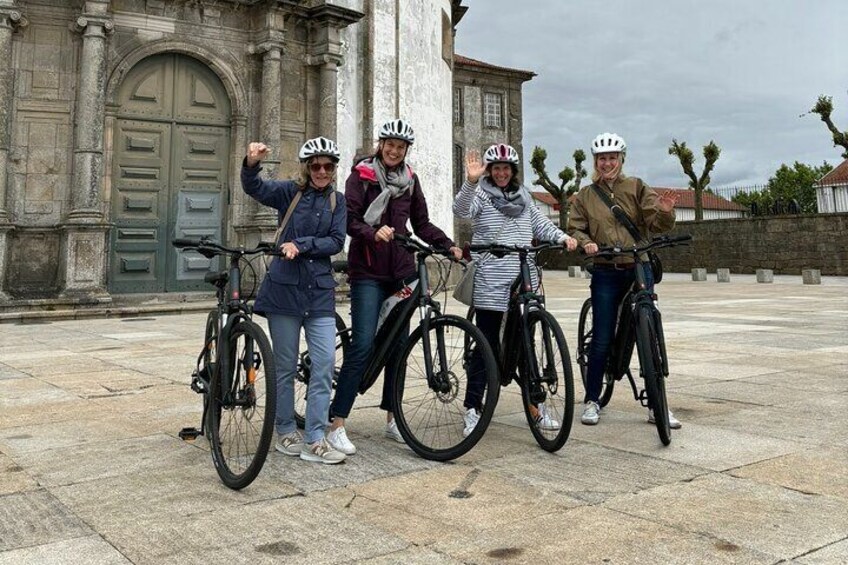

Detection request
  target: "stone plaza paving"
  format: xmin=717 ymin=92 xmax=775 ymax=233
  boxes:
xmin=0 ymin=272 xmax=846 ymax=564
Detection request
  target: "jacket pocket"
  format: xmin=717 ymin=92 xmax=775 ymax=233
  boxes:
xmin=267 ymin=260 xmax=299 ymax=284
xmin=314 ymin=273 xmax=338 ymax=289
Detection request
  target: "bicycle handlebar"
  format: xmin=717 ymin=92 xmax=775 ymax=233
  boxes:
xmin=172 ymin=238 xmax=280 ymax=257
xmin=393 ymin=234 xmax=461 ymax=262
xmin=592 ymin=234 xmax=692 ymax=258
xmin=468 ymin=241 xmax=564 ymax=257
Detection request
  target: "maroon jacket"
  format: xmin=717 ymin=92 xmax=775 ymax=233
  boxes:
xmin=345 ymin=164 xmax=454 ymax=282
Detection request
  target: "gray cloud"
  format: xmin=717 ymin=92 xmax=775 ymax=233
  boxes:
xmin=455 ymin=0 xmax=848 ymax=187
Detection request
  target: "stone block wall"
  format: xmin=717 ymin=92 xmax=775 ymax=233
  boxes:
xmin=544 ymin=213 xmax=848 ymax=276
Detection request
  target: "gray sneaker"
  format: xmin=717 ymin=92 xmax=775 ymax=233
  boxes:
xmin=581 ymin=401 xmax=600 ymax=425
xmin=300 ymin=438 xmax=346 ymax=464
xmin=385 ymin=419 xmax=405 ymax=443
xmin=275 ymin=431 xmax=304 ymax=456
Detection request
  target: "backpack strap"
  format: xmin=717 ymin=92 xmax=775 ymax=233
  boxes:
xmin=271 ymin=190 xmax=303 ymax=246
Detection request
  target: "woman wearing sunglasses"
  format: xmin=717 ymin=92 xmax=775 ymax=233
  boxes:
xmin=241 ymin=137 xmax=348 ymax=464
xmin=325 ymin=119 xmax=462 ymax=456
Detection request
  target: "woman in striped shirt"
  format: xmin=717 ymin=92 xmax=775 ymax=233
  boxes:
xmin=453 ymin=143 xmax=577 ymax=437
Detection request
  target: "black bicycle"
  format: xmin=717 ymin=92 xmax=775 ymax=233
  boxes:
xmin=576 ymin=234 xmax=692 ymax=445
xmin=173 ymin=238 xmax=278 ymax=489
xmin=464 ymin=241 xmax=575 ymax=452
xmin=293 ymin=234 xmax=499 ymax=461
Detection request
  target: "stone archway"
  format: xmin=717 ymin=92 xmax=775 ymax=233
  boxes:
xmin=109 ymin=53 xmax=232 ymax=293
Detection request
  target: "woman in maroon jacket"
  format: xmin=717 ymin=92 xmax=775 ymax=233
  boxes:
xmin=326 ymin=119 xmax=462 ymax=455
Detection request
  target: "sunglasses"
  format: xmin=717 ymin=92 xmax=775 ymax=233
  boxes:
xmin=309 ymin=162 xmax=336 ymax=173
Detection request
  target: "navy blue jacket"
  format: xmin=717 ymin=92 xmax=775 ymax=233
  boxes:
xmin=241 ymin=163 xmax=347 ymax=319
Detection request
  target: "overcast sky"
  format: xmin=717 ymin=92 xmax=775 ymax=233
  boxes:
xmin=454 ymin=0 xmax=848 ymax=188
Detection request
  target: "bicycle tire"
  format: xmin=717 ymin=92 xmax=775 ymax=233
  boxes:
xmin=577 ymin=299 xmax=615 ymax=407
xmin=519 ymin=309 xmax=574 ymax=452
xmin=635 ymin=304 xmax=671 ymax=445
xmin=200 ymin=310 xmax=219 ymax=438
xmin=392 ymin=315 xmax=499 ymax=461
xmin=294 ymin=313 xmax=348 ymax=429
xmin=208 ymin=320 xmax=277 ymax=489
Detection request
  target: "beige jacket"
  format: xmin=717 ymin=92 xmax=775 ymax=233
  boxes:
xmin=567 ymin=176 xmax=675 ymax=265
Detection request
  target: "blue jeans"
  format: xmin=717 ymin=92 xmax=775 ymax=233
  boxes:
xmin=585 ymin=266 xmax=654 ymax=403
xmin=267 ymin=314 xmax=336 ymax=444
xmin=330 ymin=279 xmax=408 ymax=419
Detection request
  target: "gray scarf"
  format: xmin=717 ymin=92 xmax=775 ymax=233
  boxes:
xmin=479 ymin=177 xmax=530 ymax=218
xmin=363 ymin=158 xmax=415 ymax=226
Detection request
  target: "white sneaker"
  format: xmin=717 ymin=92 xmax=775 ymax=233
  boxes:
xmin=326 ymin=426 xmax=357 ymax=455
xmin=463 ymin=408 xmax=481 ymax=437
xmin=581 ymin=401 xmax=600 ymax=425
xmin=535 ymin=403 xmax=561 ymax=431
xmin=648 ymin=408 xmax=682 ymax=429
xmin=385 ymin=419 xmax=405 ymax=443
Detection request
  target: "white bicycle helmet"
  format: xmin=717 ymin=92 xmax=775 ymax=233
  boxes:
xmin=378 ymin=119 xmax=415 ymax=144
xmin=483 ymin=143 xmax=520 ymax=166
xmin=591 ymin=132 xmax=627 ymax=155
xmin=299 ymin=136 xmax=340 ymax=162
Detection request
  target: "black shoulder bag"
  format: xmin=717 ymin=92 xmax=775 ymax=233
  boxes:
xmin=590 ymin=183 xmax=663 ymax=283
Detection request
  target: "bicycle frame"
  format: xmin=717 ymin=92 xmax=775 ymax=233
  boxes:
xmin=357 ymin=244 xmax=441 ymax=394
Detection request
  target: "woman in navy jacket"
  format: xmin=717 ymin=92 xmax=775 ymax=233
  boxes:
xmin=325 ymin=119 xmax=462 ymax=456
xmin=242 ymin=137 xmax=347 ymax=464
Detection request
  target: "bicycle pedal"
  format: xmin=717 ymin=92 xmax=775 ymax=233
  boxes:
xmin=178 ymin=427 xmax=202 ymax=441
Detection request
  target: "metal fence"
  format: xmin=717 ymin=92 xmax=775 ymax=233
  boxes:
xmin=688 ymin=181 xmax=848 ymax=217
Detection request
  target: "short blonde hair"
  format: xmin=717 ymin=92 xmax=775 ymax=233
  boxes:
xmin=297 ymin=157 xmax=338 ymax=188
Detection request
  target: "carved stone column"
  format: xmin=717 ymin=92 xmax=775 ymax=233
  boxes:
xmin=307 ymin=4 xmax=363 ymax=139
xmin=0 ymin=2 xmax=26 ymax=301
xmin=61 ymin=0 xmax=113 ymax=298
xmin=253 ymin=37 xmax=285 ymax=226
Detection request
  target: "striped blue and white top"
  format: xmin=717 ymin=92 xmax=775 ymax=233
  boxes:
xmin=453 ymin=180 xmax=567 ymax=312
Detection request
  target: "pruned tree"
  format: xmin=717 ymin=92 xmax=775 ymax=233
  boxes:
xmin=810 ymin=95 xmax=848 ymax=159
xmin=668 ymin=139 xmax=721 ymax=221
xmin=530 ymin=146 xmax=586 ymax=227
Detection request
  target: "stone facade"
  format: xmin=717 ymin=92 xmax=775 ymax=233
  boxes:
xmin=546 ymin=214 xmax=848 ymax=276
xmin=451 ymin=54 xmax=534 ymax=247
xmin=1 ymin=0 xmax=465 ymax=303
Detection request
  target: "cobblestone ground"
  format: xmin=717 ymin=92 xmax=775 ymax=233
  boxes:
xmin=1 ymin=272 xmax=846 ymax=564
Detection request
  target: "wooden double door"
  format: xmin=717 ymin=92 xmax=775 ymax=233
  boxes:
xmin=110 ymin=53 xmax=231 ymax=293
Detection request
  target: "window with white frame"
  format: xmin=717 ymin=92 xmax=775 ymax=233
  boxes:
xmin=483 ymin=92 xmax=503 ymax=129
xmin=453 ymin=87 xmax=463 ymax=125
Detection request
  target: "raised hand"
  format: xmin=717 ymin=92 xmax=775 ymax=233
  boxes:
xmin=465 ymin=150 xmax=486 ymax=184
xmin=246 ymin=142 xmax=270 ymax=167
xmin=657 ymin=190 xmax=680 ymax=213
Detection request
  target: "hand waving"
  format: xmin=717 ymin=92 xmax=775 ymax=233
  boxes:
xmin=246 ymin=142 xmax=270 ymax=167
xmin=465 ymin=150 xmax=486 ymax=184
xmin=657 ymin=190 xmax=680 ymax=213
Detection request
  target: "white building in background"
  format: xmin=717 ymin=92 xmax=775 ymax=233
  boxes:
xmin=816 ymin=159 xmax=848 ymax=213
xmin=654 ymin=188 xmax=746 ymax=221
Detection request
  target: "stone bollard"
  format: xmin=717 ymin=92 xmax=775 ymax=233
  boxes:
xmin=568 ymin=266 xmax=581 ymax=278
xmin=802 ymin=269 xmax=821 ymax=285
xmin=691 ymin=268 xmax=707 ymax=281
xmin=716 ymin=268 xmax=731 ymax=283
xmin=756 ymin=269 xmax=774 ymax=283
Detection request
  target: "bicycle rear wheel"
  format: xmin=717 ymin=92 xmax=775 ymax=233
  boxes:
xmin=635 ymin=304 xmax=671 ymax=445
xmin=392 ymin=315 xmax=498 ymax=461
xmin=520 ymin=309 xmax=574 ymax=452
xmin=294 ymin=313 xmax=348 ymax=429
xmin=208 ymin=320 xmax=277 ymax=489
xmin=577 ymin=299 xmax=614 ymax=407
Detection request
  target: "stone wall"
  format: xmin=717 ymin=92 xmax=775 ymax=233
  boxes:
xmin=545 ymin=213 xmax=848 ymax=276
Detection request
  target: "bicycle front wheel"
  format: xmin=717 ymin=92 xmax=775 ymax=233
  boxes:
xmin=577 ymin=299 xmax=614 ymax=407
xmin=520 ymin=309 xmax=574 ymax=452
xmin=635 ymin=304 xmax=670 ymax=446
xmin=392 ymin=315 xmax=499 ymax=461
xmin=208 ymin=320 xmax=277 ymax=489
xmin=294 ymin=313 xmax=348 ymax=429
